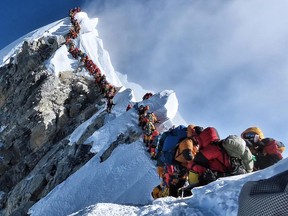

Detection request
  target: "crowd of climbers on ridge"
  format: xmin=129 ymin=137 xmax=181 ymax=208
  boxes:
xmin=151 ymin=124 xmax=286 ymax=199
xmin=126 ymin=92 xmax=160 ymax=158
xmin=66 ymin=7 xmax=116 ymax=113
xmin=65 ymin=8 xmax=286 ymax=201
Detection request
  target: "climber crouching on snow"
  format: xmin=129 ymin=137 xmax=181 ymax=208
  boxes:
xmin=177 ymin=127 xmax=227 ymax=194
xmin=241 ymin=127 xmax=285 ymax=170
xmin=152 ymin=125 xmax=200 ymax=199
xmin=183 ymin=126 xmax=254 ymax=194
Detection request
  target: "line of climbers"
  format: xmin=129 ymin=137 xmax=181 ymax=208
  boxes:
xmin=64 ymin=8 xmax=286 ymax=200
xmin=66 ymin=7 xmax=116 ymax=113
xmin=151 ymin=125 xmax=285 ymax=199
xmin=126 ymin=92 xmax=161 ymax=158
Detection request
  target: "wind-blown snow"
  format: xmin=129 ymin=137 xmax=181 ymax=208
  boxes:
xmin=1 ymin=10 xmax=286 ymax=216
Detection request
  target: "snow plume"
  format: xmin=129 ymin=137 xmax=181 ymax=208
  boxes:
xmin=82 ymin=0 xmax=288 ymax=155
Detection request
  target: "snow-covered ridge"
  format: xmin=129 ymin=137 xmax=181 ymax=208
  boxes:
xmin=0 ymin=18 xmax=71 ymax=66
xmin=44 ymin=11 xmax=123 ymax=89
xmin=1 ymin=8 xmax=287 ymax=216
xmin=24 ymin=10 xmax=181 ymax=216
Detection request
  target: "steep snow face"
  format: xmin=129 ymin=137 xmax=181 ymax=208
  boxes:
xmin=44 ymin=11 xmax=123 ymax=88
xmin=0 ymin=18 xmax=71 ymax=66
xmin=29 ymin=156 xmax=288 ymax=216
xmin=28 ymin=140 xmax=160 ymax=216
xmin=83 ymin=90 xmax=178 ymax=153
xmin=29 ymin=87 xmax=179 ymax=216
xmin=45 ymin=45 xmax=76 ymax=77
xmin=2 ymin=8 xmax=287 ymax=216
xmin=1 ymin=10 xmax=183 ymax=124
xmin=1 ymin=9 xmax=186 ymax=216
xmin=0 ymin=11 xmax=122 ymax=89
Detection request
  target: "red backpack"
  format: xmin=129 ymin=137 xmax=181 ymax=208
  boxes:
xmin=198 ymin=127 xmax=220 ymax=149
xmin=261 ymin=138 xmax=283 ymax=159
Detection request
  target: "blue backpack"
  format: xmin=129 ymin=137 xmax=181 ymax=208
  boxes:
xmin=160 ymin=125 xmax=187 ymax=165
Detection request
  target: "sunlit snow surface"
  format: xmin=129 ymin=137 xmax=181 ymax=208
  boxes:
xmin=1 ymin=10 xmax=286 ymax=216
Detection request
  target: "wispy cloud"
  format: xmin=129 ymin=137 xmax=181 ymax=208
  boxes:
xmin=83 ymin=0 xmax=288 ymax=156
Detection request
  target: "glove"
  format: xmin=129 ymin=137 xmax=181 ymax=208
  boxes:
xmin=202 ymin=169 xmax=217 ymax=184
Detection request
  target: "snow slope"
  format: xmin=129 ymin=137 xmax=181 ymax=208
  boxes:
xmin=28 ymin=83 xmax=179 ymax=215
xmin=1 ymin=10 xmax=286 ymax=216
xmin=0 ymin=18 xmax=71 ymax=66
xmin=29 ymin=156 xmax=288 ymax=216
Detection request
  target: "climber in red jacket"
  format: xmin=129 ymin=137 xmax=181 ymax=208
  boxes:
xmin=187 ymin=127 xmax=231 ymax=188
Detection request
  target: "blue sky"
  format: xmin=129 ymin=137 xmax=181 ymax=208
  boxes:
xmin=0 ymin=0 xmax=86 ymax=49
xmin=1 ymin=0 xmax=287 ymax=157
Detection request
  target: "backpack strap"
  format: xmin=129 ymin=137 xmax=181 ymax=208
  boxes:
xmin=217 ymin=143 xmax=247 ymax=176
xmin=173 ymin=143 xmax=182 ymax=162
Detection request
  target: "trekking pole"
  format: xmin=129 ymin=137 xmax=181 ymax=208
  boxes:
xmin=179 ymin=179 xmax=189 ymax=199
xmin=177 ymin=187 xmax=184 ymax=199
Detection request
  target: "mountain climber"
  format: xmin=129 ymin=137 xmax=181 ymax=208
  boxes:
xmin=65 ymin=35 xmax=72 ymax=45
xmin=68 ymin=29 xmax=77 ymax=39
xmin=150 ymin=130 xmax=162 ymax=159
xmin=73 ymin=21 xmax=81 ymax=34
xmin=241 ymin=127 xmax=284 ymax=170
xmin=149 ymin=130 xmax=160 ymax=159
xmin=126 ymin=104 xmax=132 ymax=111
xmin=106 ymin=95 xmax=115 ymax=113
xmin=162 ymin=164 xmax=190 ymax=198
xmin=168 ymin=136 xmax=200 ymax=198
xmin=146 ymin=112 xmax=159 ymax=124
xmin=142 ymin=92 xmax=153 ymax=100
xmin=103 ymin=83 xmax=112 ymax=98
xmin=71 ymin=46 xmax=80 ymax=59
xmin=153 ymin=125 xmax=200 ymax=199
xmin=186 ymin=127 xmax=232 ymax=190
xmin=138 ymin=105 xmax=149 ymax=129
xmin=95 ymin=74 xmax=105 ymax=85
xmin=143 ymin=120 xmax=155 ymax=147
xmin=155 ymin=126 xmax=175 ymax=163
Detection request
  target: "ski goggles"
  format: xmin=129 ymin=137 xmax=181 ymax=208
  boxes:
xmin=243 ymin=132 xmax=256 ymax=139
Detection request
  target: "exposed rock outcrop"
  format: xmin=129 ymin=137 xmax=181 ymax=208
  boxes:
xmin=0 ymin=36 xmax=116 ymax=215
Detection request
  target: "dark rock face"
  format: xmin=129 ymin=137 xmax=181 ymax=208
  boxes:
xmin=0 ymin=36 xmax=109 ymax=215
